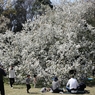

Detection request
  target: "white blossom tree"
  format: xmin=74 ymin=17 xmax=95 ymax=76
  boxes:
xmin=0 ymin=0 xmax=95 ymax=85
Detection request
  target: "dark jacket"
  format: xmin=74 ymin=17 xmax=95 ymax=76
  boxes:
xmin=0 ymin=67 xmax=6 ymax=82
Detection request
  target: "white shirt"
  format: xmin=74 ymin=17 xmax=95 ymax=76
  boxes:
xmin=9 ymin=69 xmax=16 ymax=78
xmin=66 ymin=78 xmax=79 ymax=89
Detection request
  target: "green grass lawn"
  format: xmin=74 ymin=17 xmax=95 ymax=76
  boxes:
xmin=4 ymin=83 xmax=95 ymax=95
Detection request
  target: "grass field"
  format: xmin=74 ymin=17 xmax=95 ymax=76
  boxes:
xmin=4 ymin=83 xmax=95 ymax=95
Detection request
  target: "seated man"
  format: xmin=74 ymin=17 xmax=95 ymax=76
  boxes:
xmin=66 ymin=74 xmax=79 ymax=93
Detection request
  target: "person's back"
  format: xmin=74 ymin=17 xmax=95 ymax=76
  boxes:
xmin=66 ymin=75 xmax=79 ymax=92
xmin=52 ymin=77 xmax=63 ymax=93
xmin=67 ymin=78 xmax=79 ymax=89
xmin=52 ymin=80 xmax=60 ymax=90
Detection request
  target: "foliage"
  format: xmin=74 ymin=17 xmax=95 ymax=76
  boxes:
xmin=0 ymin=6 xmax=3 ymax=15
xmin=0 ymin=0 xmax=95 ymax=85
xmin=2 ymin=9 xmax=17 ymax=18
xmin=14 ymin=0 xmax=26 ymax=23
xmin=86 ymin=77 xmax=95 ymax=87
xmin=0 ymin=0 xmax=52 ymax=33
xmin=31 ymin=0 xmax=53 ymax=17
xmin=0 ymin=15 xmax=10 ymax=33
xmin=83 ymin=3 xmax=95 ymax=27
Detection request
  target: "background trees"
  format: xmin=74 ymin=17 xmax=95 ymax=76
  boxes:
xmin=0 ymin=0 xmax=52 ymax=33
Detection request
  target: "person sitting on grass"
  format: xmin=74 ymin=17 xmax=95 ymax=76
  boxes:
xmin=77 ymin=81 xmax=86 ymax=91
xmin=66 ymin=74 xmax=79 ymax=93
xmin=52 ymin=76 xmax=64 ymax=93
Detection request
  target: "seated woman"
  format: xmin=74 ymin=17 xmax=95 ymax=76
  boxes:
xmin=77 ymin=82 xmax=86 ymax=91
xmin=52 ymin=76 xmax=63 ymax=93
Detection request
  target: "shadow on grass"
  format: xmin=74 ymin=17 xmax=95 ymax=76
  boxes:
xmin=13 ymin=86 xmax=25 ymax=89
xmin=63 ymin=90 xmax=90 ymax=94
xmin=84 ymin=90 xmax=90 ymax=94
xmin=28 ymin=92 xmax=40 ymax=94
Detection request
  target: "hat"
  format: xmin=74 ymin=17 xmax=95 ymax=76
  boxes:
xmin=54 ymin=77 xmax=58 ymax=81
